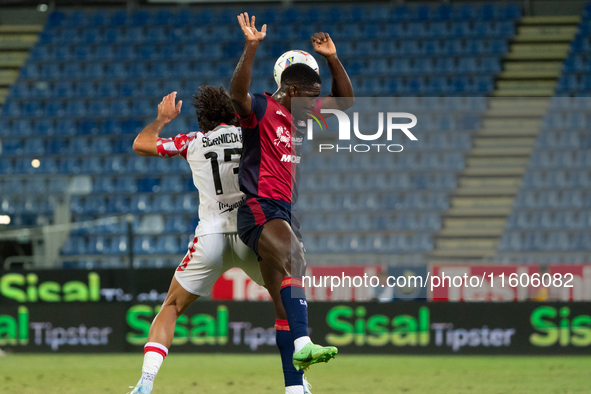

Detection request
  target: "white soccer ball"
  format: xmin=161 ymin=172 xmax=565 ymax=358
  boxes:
xmin=273 ymin=50 xmax=320 ymax=87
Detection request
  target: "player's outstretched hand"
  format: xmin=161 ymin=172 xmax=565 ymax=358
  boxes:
xmin=237 ymin=12 xmax=266 ymax=43
xmin=157 ymin=91 xmax=182 ymax=123
xmin=312 ymin=32 xmax=336 ymax=58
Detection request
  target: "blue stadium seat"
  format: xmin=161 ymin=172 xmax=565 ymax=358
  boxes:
xmin=115 ymin=175 xmax=137 ymax=193
xmin=0 ymin=157 xmax=14 ymax=174
xmin=131 ymin=194 xmax=152 ymax=213
xmin=107 ymin=195 xmax=131 ymax=213
xmin=31 ymin=82 xmax=53 ymax=98
xmin=138 ymin=177 xmax=160 ymax=193
xmin=114 ymin=45 xmax=134 ymax=60
xmin=103 ymin=156 xmax=126 ymax=173
xmin=121 ymin=119 xmax=143 ymax=134
xmin=130 ymin=10 xmax=152 ymax=26
xmin=175 ymin=194 xmax=198 ymax=212
xmin=83 ymin=195 xmax=107 ymax=214
xmin=9 ymin=82 xmax=30 ymax=98
xmin=29 ymin=42 xmax=53 ymax=62
xmin=109 ymin=236 xmax=129 ymax=254
xmin=23 ymin=139 xmax=44 ymax=155
xmin=155 ymin=235 xmax=181 ymax=254
xmin=78 ymin=119 xmax=99 ymax=135
xmin=453 ymin=3 xmax=477 ymax=20
xmin=106 ymin=62 xmax=127 ymax=78
xmin=66 ymin=100 xmax=87 ymax=116
xmin=81 ymin=156 xmax=103 ymax=174
xmin=134 ymin=236 xmax=155 ymax=254
xmin=61 ymin=236 xmax=88 ymax=255
xmin=154 ymin=10 xmax=173 ymax=26
xmin=61 ymin=62 xmax=84 ymax=78
xmin=94 ymin=44 xmax=114 ymax=60
xmin=54 ymin=81 xmax=74 ymax=98
xmin=88 ymin=99 xmax=108 ymax=116
xmin=19 ymin=64 xmax=39 ymax=79
xmin=138 ymin=43 xmax=157 ymax=60
xmin=153 ymin=194 xmax=175 ymax=213
xmin=45 ymin=100 xmax=64 ymax=117
xmin=67 ymin=137 xmax=90 ymax=154
xmin=91 ymin=137 xmax=112 ymax=154
xmin=43 ymin=178 xmax=66 ymax=195
xmin=108 ymin=99 xmax=129 ymax=116
xmin=12 ymin=119 xmax=33 ymax=137
xmin=113 ymin=137 xmax=135 ymax=154
xmin=59 ymin=157 xmax=81 ymax=174
xmin=130 ymin=99 xmax=152 ymax=115
xmin=22 ymin=100 xmax=42 ymax=116
xmin=109 ymin=10 xmax=128 ymax=27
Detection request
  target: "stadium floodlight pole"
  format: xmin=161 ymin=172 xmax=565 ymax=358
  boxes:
xmin=126 ymin=214 xmax=137 ymax=299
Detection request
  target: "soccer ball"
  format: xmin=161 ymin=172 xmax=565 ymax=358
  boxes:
xmin=273 ymin=50 xmax=320 ymax=87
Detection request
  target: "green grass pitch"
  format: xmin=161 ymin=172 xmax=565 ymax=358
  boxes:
xmin=1 ymin=354 xmax=590 ymax=393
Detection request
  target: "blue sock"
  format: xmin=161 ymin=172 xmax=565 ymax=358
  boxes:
xmin=279 ymin=277 xmax=309 ymax=340
xmin=275 ymin=319 xmax=304 ymax=387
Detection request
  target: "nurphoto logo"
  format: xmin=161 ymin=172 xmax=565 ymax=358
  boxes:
xmin=305 ymin=108 xmax=418 ymax=153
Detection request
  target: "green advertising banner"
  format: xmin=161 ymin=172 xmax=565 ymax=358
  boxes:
xmin=0 ymin=302 xmax=589 ymax=354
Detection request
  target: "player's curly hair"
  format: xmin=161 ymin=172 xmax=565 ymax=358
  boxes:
xmin=281 ymin=63 xmax=322 ymax=89
xmin=192 ymin=85 xmax=239 ymax=132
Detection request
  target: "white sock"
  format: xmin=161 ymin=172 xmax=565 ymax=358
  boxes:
xmin=286 ymin=385 xmax=305 ymax=394
xmin=141 ymin=342 xmax=168 ymax=383
xmin=293 ymin=336 xmax=312 ymax=354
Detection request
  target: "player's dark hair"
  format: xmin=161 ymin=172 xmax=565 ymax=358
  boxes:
xmin=192 ymin=85 xmax=239 ymax=131
xmin=280 ymin=63 xmax=322 ymax=89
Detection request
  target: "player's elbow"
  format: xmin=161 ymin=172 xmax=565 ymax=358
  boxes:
xmin=230 ymin=96 xmax=250 ymax=118
xmin=343 ymin=96 xmax=355 ymax=109
xmin=132 ymin=140 xmax=151 ymax=156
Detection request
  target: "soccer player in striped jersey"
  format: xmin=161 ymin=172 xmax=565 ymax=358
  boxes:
xmin=129 ymin=87 xmax=311 ymax=394
xmin=230 ymin=13 xmax=354 ymax=372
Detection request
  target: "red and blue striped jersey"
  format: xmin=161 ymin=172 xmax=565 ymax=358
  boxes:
xmin=237 ymin=93 xmax=306 ymax=204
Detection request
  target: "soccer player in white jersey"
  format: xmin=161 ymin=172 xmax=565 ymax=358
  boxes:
xmin=128 ymin=87 xmax=310 ymax=394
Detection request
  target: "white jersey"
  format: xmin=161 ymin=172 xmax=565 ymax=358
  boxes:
xmin=157 ymin=124 xmax=244 ymax=236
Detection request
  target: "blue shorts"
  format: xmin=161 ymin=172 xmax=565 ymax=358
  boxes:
xmin=237 ymin=197 xmax=302 ymax=259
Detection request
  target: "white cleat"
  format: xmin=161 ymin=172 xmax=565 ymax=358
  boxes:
xmin=303 ymin=377 xmax=312 ymax=394
xmin=127 ymin=379 xmax=153 ymax=394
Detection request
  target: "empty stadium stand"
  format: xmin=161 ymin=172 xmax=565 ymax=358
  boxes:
xmin=430 ymin=14 xmax=582 ymax=261
xmin=495 ymin=4 xmax=591 ymax=263
xmin=2 ymin=2 xmax=589 ymax=268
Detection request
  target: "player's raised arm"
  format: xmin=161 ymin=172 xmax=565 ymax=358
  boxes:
xmin=312 ymin=32 xmax=355 ymax=110
xmin=230 ymin=12 xmax=266 ymax=117
xmin=132 ymin=92 xmax=182 ymax=156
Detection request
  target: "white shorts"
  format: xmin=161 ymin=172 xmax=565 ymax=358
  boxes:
xmin=174 ymin=233 xmax=264 ymax=296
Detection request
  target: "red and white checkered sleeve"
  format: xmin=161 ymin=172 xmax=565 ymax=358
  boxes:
xmin=156 ymin=132 xmax=198 ymax=159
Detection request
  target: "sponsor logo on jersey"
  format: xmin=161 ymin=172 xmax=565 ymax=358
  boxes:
xmin=280 ymin=154 xmax=301 ymax=163
xmin=218 ymin=196 xmax=246 ymax=213
xmin=202 ymin=132 xmax=242 ymax=148
xmin=274 ymin=126 xmax=291 ymax=148
xmin=276 ymin=110 xmax=286 ymax=117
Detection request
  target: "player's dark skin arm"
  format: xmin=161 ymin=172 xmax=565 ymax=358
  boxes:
xmin=133 ymin=91 xmax=182 ymax=157
xmin=313 ymin=33 xmax=354 ymax=102
xmin=311 ymin=32 xmax=355 ymax=112
xmin=232 ymin=13 xmax=305 ymax=278
xmin=230 ymin=12 xmax=267 ymax=117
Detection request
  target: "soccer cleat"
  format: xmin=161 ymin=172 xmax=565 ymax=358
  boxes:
xmin=303 ymin=376 xmax=312 ymax=394
xmin=127 ymin=379 xmax=153 ymax=394
xmin=292 ymin=342 xmax=338 ymax=371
